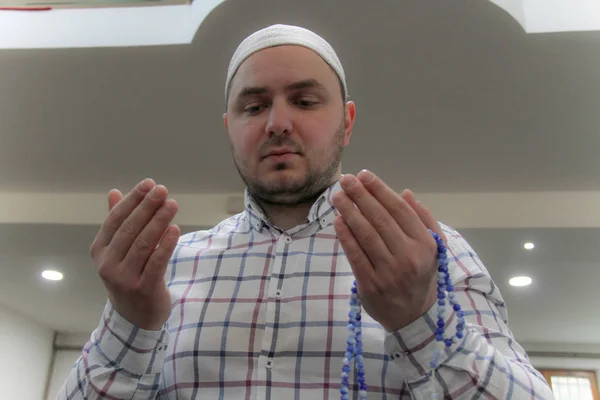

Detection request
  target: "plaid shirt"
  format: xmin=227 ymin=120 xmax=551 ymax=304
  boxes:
xmin=59 ymin=181 xmax=553 ymax=399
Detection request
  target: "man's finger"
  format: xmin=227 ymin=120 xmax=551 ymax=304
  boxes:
xmin=108 ymin=184 xmax=169 ymax=263
xmin=357 ymin=170 xmax=428 ymax=240
xmin=338 ymin=174 xmax=408 ymax=254
xmin=120 ymin=198 xmax=178 ymax=282
xmin=108 ymin=189 xmax=123 ymax=212
xmin=333 ymin=216 xmax=377 ymax=292
xmin=402 ymin=189 xmax=447 ymax=243
xmin=93 ymin=179 xmax=156 ymax=252
xmin=140 ymin=224 xmax=180 ymax=290
xmin=332 ymin=190 xmax=392 ymax=268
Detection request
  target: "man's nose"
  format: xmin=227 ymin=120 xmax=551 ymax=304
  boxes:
xmin=265 ymin=99 xmax=293 ymax=137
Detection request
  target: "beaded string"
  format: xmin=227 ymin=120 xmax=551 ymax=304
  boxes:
xmin=341 ymin=230 xmax=465 ymax=399
xmin=341 ymin=281 xmax=367 ymax=400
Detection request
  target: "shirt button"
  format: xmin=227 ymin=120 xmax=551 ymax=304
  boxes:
xmin=275 ymin=289 xmax=282 ymax=300
xmin=393 ymin=351 xmax=405 ymax=359
xmin=266 ymin=358 xmax=273 ymax=369
xmin=283 ymin=235 xmax=292 ymax=243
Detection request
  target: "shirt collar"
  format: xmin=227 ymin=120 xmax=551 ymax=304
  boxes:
xmin=244 ymin=180 xmax=343 ymax=233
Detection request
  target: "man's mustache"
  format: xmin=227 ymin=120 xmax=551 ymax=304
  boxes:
xmin=259 ymin=137 xmax=302 ymax=157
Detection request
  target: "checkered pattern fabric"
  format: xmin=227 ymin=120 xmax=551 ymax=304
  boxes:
xmin=58 ymin=181 xmax=553 ymax=399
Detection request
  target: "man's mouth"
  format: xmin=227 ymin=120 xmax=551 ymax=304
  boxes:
xmin=264 ymin=152 xmax=298 ymax=162
xmin=262 ymin=148 xmax=299 ymax=160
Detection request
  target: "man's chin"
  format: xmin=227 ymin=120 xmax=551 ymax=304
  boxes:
xmin=251 ymin=176 xmax=312 ymax=205
xmin=262 ymin=182 xmax=307 ymax=201
xmin=262 ymin=168 xmax=305 ymax=185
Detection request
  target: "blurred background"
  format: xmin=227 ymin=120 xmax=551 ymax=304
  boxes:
xmin=1 ymin=0 xmax=599 ymax=399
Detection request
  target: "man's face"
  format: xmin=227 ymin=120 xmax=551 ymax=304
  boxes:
xmin=224 ymin=45 xmax=355 ymax=206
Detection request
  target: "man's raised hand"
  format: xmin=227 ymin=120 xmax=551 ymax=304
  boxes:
xmin=90 ymin=178 xmax=180 ymax=330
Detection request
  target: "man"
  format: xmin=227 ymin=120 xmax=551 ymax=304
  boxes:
xmin=59 ymin=24 xmax=553 ymax=399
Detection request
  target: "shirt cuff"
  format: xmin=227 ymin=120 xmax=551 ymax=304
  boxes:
xmin=383 ymin=299 xmax=467 ymax=381
xmin=93 ymin=300 xmax=169 ymax=376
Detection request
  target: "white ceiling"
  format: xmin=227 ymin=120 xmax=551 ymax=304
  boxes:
xmin=0 ymin=0 xmax=599 ymax=350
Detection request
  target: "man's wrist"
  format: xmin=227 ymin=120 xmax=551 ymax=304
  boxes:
xmin=380 ymin=279 xmax=438 ymax=332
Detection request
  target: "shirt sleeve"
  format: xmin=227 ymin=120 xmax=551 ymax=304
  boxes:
xmin=56 ymin=300 xmax=169 ymax=400
xmin=383 ymin=224 xmax=554 ymax=399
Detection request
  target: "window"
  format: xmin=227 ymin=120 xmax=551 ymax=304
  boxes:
xmin=0 ymin=0 xmax=188 ymax=10
xmin=539 ymin=369 xmax=599 ymax=400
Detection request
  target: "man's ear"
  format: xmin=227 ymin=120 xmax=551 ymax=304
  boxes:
xmin=223 ymin=113 xmax=228 ymax=130
xmin=343 ymin=101 xmax=356 ymax=146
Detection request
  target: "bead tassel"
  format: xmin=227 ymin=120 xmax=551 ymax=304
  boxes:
xmin=340 ymin=282 xmax=367 ymax=400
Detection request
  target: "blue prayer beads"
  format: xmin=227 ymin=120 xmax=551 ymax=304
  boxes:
xmin=340 ymin=281 xmax=367 ymax=400
xmin=430 ymin=231 xmax=465 ymax=370
xmin=341 ymin=230 xmax=464 ymax=399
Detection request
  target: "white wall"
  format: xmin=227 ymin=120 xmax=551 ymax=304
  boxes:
xmin=0 ymin=304 xmax=55 ymax=400
xmin=46 ymin=332 xmax=89 ymax=400
xmin=46 ymin=350 xmax=83 ymax=400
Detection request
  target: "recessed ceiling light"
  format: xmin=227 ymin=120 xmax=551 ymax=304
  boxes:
xmin=509 ymin=276 xmax=532 ymax=287
xmin=524 ymin=242 xmax=535 ymax=250
xmin=42 ymin=270 xmax=63 ymax=281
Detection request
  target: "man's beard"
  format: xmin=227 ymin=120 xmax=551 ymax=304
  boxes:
xmin=232 ymin=120 xmax=345 ymax=207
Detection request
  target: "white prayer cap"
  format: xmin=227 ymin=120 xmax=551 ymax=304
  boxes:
xmin=225 ymin=24 xmax=347 ymax=101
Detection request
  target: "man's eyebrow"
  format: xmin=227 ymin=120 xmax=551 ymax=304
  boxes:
xmin=284 ymin=79 xmax=326 ymax=92
xmin=234 ymin=79 xmax=326 ymax=103
xmin=236 ymin=86 xmax=268 ymax=100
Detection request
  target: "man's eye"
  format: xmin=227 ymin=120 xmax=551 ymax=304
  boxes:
xmin=245 ymin=105 xmax=263 ymax=114
xmin=297 ymin=99 xmax=317 ymax=107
